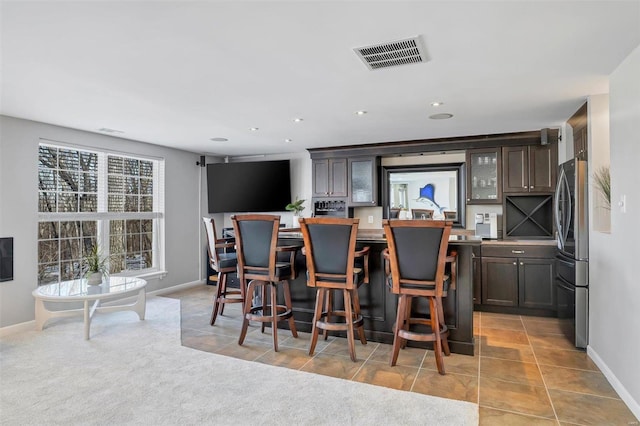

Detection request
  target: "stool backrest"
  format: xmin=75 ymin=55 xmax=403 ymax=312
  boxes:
xmin=382 ymin=219 xmax=452 ymax=297
xmin=411 ymin=208 xmax=434 ymax=220
xmin=202 ymin=217 xmax=222 ymax=271
xmin=232 ymin=214 xmax=280 ymax=280
xmin=299 ymin=217 xmax=359 ymax=289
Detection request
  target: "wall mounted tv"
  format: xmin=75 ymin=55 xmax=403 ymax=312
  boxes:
xmin=207 ymin=160 xmax=292 ymax=213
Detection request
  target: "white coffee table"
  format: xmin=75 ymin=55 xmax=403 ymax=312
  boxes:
xmin=32 ymin=276 xmax=147 ymax=340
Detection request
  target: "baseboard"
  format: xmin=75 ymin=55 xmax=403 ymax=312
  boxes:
xmin=587 ymin=345 xmax=640 ymax=419
xmin=150 ymin=279 xmax=205 ymax=297
xmin=0 ymin=320 xmax=36 ymax=337
xmin=0 ymin=280 xmax=206 ymax=338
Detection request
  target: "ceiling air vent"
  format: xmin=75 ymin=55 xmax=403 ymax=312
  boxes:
xmin=354 ymin=36 xmax=428 ymax=70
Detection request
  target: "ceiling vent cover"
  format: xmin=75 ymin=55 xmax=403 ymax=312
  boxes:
xmin=354 ymin=36 xmax=427 ymax=70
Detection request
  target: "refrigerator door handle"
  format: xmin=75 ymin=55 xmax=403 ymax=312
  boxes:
xmin=554 ymin=168 xmax=566 ymax=249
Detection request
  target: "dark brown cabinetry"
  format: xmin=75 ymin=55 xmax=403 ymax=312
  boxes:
xmin=568 ymin=102 xmax=588 ymax=161
xmin=472 ymin=245 xmax=482 ymax=305
xmin=502 ymin=145 xmax=557 ymax=193
xmin=312 ymin=158 xmax=347 ymax=198
xmin=466 ymin=148 xmax=502 ymax=204
xmin=348 ymin=156 xmax=380 ymax=206
xmin=481 ymin=244 xmax=556 ymax=313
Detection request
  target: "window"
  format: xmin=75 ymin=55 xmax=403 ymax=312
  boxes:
xmin=38 ymin=143 xmax=164 ymax=284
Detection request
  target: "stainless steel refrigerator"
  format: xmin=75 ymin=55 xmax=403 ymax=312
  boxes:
xmin=554 ymin=158 xmax=589 ymax=349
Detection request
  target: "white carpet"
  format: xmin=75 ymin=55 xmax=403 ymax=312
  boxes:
xmin=0 ymin=296 xmax=478 ymax=425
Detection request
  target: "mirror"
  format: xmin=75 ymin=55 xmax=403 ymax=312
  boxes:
xmin=381 ymin=163 xmax=466 ymax=228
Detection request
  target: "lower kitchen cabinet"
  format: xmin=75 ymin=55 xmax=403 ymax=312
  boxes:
xmin=480 ymin=244 xmax=556 ymax=313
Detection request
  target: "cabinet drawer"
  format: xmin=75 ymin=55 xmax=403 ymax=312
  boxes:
xmin=482 ymin=245 xmax=555 ymax=258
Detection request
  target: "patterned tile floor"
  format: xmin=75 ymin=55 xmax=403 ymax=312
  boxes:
xmin=164 ymin=285 xmax=638 ymax=425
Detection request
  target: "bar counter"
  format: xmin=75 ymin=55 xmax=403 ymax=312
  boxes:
xmin=278 ymin=229 xmax=482 ymax=355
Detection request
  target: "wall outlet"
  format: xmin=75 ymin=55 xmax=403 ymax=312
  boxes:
xmin=368 ymin=215 xmax=374 ymax=224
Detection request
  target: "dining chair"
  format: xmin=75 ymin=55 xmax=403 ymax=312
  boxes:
xmin=299 ymin=217 xmax=370 ymax=362
xmin=382 ymin=219 xmax=453 ymax=374
xmin=202 ymin=217 xmax=238 ymax=325
xmin=231 ymin=214 xmax=298 ymax=351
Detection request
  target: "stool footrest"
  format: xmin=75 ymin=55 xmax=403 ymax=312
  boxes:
xmin=397 ymin=317 xmax=449 ymax=342
xmin=316 ymin=311 xmax=364 ymax=331
xmin=246 ymin=305 xmax=293 ymax=323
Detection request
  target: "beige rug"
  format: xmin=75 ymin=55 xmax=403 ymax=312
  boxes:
xmin=0 ymin=296 xmax=478 ymax=425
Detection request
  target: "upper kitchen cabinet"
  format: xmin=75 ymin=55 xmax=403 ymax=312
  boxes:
xmin=466 ymin=148 xmax=502 ymax=204
xmin=568 ymin=102 xmax=588 ymax=161
xmin=312 ymin=158 xmax=348 ymax=198
xmin=348 ymin=156 xmax=380 ymax=206
xmin=502 ymin=145 xmax=557 ymax=193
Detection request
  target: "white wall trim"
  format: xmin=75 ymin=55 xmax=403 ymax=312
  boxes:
xmin=0 ymin=280 xmax=207 ymax=337
xmin=0 ymin=320 xmax=36 ymax=337
xmin=588 ymin=345 xmax=640 ymax=419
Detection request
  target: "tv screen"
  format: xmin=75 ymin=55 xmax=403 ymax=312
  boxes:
xmin=207 ymin=160 xmax=292 ymax=213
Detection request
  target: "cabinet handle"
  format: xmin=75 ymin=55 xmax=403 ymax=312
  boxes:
xmin=511 ymin=250 xmax=524 ymax=254
xmin=328 ymin=192 xmax=333 ymax=195
xmin=513 ymin=262 xmax=517 ymax=265
xmin=530 ymin=186 xmax=534 ymax=189
xmin=520 ymin=262 xmax=524 ymax=265
xmin=467 ymin=198 xmax=471 ymax=202
xmin=371 ymin=201 xmax=376 ymax=204
xmin=523 ymin=185 xmax=528 ymax=189
xmin=325 ymin=192 xmax=329 ymax=195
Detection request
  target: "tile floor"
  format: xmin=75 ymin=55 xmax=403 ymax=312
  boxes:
xmin=164 ymin=285 xmax=638 ymax=425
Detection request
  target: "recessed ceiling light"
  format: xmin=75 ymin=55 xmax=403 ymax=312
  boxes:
xmin=355 ymin=110 xmax=367 ymax=116
xmin=285 ymin=138 xmax=293 ymax=143
xmin=249 ymin=127 xmax=259 ymax=131
xmin=293 ymin=118 xmax=304 ymax=123
xmin=210 ymin=137 xmax=228 ymax=142
xmin=430 ymin=102 xmax=444 ymax=107
xmin=429 ymin=113 xmax=454 ymax=120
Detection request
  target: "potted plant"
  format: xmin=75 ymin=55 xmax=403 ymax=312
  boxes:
xmin=84 ymin=245 xmax=108 ymax=285
xmin=285 ymin=197 xmax=306 ymax=228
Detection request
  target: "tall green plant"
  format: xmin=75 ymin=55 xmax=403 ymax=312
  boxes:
xmin=593 ymin=166 xmax=611 ymax=209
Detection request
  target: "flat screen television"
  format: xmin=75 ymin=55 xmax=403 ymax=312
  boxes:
xmin=207 ymin=160 xmax=292 ymax=213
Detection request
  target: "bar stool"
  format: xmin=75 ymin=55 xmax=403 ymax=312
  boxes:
xmin=232 ymin=214 xmax=298 ymax=351
xmin=202 ymin=217 xmax=238 ymax=325
xmin=382 ymin=219 xmax=453 ymax=374
xmin=299 ymin=217 xmax=370 ymax=362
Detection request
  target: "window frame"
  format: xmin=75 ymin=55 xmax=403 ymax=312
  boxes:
xmin=37 ymin=140 xmax=166 ymax=283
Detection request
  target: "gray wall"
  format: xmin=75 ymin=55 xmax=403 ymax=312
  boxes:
xmin=0 ymin=116 xmax=202 ymax=327
xmin=589 ymin=44 xmax=640 ymax=414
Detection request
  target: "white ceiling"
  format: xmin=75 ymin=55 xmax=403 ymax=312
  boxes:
xmin=2 ymin=1 xmax=639 ymax=157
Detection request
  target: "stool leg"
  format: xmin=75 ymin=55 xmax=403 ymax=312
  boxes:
xmin=238 ymin=280 xmax=257 ymax=345
xmin=351 ymin=288 xmax=367 ymax=345
xmin=261 ymin=282 xmax=268 ymax=334
xmin=283 ymin=280 xmax=298 ymax=338
xmin=218 ymin=272 xmax=228 ymax=316
xmin=270 ymin=283 xmax=279 ymax=352
xmin=430 ymin=297 xmax=445 ymax=375
xmin=401 ymin=296 xmax=412 ymax=349
xmin=309 ymin=288 xmax=325 ymax=356
xmin=437 ymin=297 xmax=451 ymax=356
xmin=343 ymin=289 xmax=356 ymax=362
xmin=210 ymin=271 xmax=223 ymax=326
xmin=323 ymin=289 xmax=333 ymax=341
xmin=390 ymin=295 xmax=406 ymax=366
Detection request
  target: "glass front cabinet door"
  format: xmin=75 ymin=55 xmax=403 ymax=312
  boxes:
xmin=348 ymin=157 xmax=380 ymax=206
xmin=466 ymin=148 xmax=502 ymax=204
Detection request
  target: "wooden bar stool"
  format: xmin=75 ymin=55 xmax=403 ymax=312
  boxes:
xmin=382 ymin=219 xmax=453 ymax=374
xmin=202 ymin=217 xmax=238 ymax=325
xmin=299 ymin=217 xmax=370 ymax=362
xmin=232 ymin=214 xmax=298 ymax=352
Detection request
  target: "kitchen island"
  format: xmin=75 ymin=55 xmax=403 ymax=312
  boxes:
xmin=278 ymin=230 xmax=481 ymax=356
